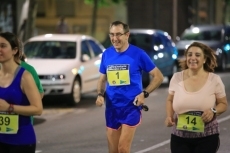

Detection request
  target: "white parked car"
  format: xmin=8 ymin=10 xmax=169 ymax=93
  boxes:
xmin=24 ymin=34 xmax=105 ymax=105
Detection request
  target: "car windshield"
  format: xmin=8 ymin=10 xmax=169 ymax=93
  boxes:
xmin=181 ymin=29 xmax=221 ymax=41
xmin=24 ymin=41 xmax=76 ymax=59
xmin=129 ymin=33 xmax=153 ymax=51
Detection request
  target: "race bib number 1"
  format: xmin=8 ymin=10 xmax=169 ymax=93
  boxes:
xmin=107 ymin=64 xmax=130 ymax=86
xmin=0 ymin=114 xmax=19 ymax=134
xmin=177 ymin=111 xmax=204 ymax=133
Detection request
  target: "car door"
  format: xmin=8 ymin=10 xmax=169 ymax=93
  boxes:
xmin=151 ymin=33 xmax=174 ymax=75
xmin=80 ymin=39 xmax=95 ymax=93
xmin=80 ymin=39 xmax=103 ymax=93
xmin=87 ymin=39 xmax=103 ymax=90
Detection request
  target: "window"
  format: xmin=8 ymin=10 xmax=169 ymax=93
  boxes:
xmin=181 ymin=29 xmax=221 ymax=41
xmin=81 ymin=41 xmax=92 ymax=61
xmin=129 ymin=34 xmax=153 ymax=51
xmin=88 ymin=40 xmax=103 ymax=57
xmin=24 ymin=41 xmax=76 ymax=59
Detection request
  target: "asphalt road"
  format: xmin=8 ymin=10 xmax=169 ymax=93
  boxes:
xmin=34 ymin=72 xmax=230 ymax=153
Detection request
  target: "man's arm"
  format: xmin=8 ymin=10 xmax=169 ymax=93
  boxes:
xmin=133 ymin=67 xmax=163 ymax=106
xmin=97 ymin=74 xmax=107 ymax=95
xmin=96 ymin=74 xmax=107 ymax=106
xmin=145 ymin=67 xmax=164 ymax=93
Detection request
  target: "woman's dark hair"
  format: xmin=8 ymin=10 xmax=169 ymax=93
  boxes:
xmin=0 ymin=32 xmax=23 ymax=64
xmin=179 ymin=42 xmax=217 ymax=72
xmin=20 ymin=53 xmax=27 ymax=62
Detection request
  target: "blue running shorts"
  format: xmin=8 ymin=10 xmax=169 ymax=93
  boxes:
xmin=105 ymin=106 xmax=142 ymax=130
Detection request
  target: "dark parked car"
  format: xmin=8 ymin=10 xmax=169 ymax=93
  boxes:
xmin=102 ymin=29 xmax=179 ymax=87
xmin=176 ymin=25 xmax=230 ymax=71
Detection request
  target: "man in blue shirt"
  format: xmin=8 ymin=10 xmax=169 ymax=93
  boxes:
xmin=96 ymin=21 xmax=164 ymax=153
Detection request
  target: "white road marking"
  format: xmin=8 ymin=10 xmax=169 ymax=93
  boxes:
xmin=218 ymin=115 xmax=230 ymax=122
xmin=134 ymin=115 xmax=230 ymax=153
xmin=134 ymin=140 xmax=170 ymax=153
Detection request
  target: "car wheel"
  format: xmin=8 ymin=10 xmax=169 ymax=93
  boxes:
xmin=167 ymin=63 xmax=178 ymax=82
xmin=69 ymin=78 xmax=81 ymax=105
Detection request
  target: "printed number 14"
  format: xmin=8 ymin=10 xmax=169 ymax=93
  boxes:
xmin=186 ymin=116 xmax=197 ymax=125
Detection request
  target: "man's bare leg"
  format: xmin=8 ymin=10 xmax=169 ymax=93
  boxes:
xmin=118 ymin=125 xmax=137 ymax=153
xmin=107 ymin=127 xmax=121 ymax=153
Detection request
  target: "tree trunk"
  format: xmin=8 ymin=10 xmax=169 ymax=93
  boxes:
xmin=91 ymin=0 xmax=98 ymax=37
xmin=25 ymin=0 xmax=38 ymax=42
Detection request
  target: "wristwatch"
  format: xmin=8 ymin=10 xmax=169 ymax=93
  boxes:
xmin=98 ymin=93 xmax=104 ymax=97
xmin=8 ymin=104 xmax=14 ymax=114
xmin=142 ymin=91 xmax=149 ymax=98
xmin=211 ymin=108 xmax=217 ymax=115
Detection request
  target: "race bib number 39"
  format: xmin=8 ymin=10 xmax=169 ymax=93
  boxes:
xmin=107 ymin=64 xmax=130 ymax=86
xmin=0 ymin=114 xmax=19 ymax=134
xmin=177 ymin=111 xmax=204 ymax=133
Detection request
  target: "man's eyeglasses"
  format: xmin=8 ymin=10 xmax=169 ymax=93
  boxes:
xmin=109 ymin=32 xmax=127 ymax=38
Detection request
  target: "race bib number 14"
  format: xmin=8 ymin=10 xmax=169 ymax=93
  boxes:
xmin=177 ymin=111 xmax=204 ymax=133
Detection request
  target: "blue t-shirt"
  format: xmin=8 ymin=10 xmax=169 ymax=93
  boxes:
xmin=0 ymin=67 xmax=36 ymax=145
xmin=100 ymin=44 xmax=156 ymax=108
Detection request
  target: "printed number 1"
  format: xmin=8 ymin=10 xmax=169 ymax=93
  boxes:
xmin=186 ymin=116 xmax=197 ymax=125
xmin=116 ymin=72 xmax=119 ymax=79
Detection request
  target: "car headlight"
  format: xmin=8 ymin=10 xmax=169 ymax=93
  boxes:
xmin=41 ymin=75 xmax=65 ymax=80
xmin=223 ymin=44 xmax=230 ymax=51
xmin=215 ymin=48 xmax=222 ymax=56
xmin=172 ymin=54 xmax=177 ymax=59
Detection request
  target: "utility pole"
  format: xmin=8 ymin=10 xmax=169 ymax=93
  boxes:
xmin=91 ymin=0 xmax=98 ymax=37
xmin=172 ymin=0 xmax=177 ymax=41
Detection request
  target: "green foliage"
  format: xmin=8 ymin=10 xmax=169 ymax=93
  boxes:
xmin=84 ymin=0 xmax=125 ymax=7
xmin=226 ymin=0 xmax=230 ymax=4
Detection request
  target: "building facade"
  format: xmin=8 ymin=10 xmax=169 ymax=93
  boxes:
xmin=34 ymin=0 xmax=127 ymax=41
xmin=1 ymin=0 xmax=230 ymax=42
xmin=127 ymin=0 xmax=230 ymax=41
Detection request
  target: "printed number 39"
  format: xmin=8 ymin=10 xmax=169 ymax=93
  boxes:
xmin=0 ymin=116 xmax=10 ymax=126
